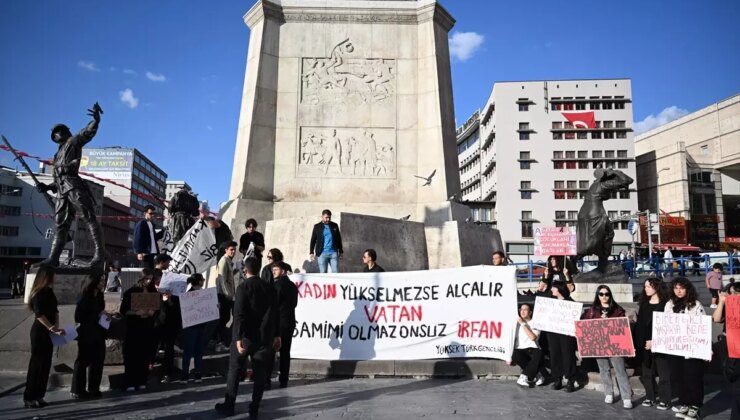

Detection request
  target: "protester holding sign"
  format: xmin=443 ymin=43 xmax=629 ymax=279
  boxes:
xmin=538 ymin=256 xmax=574 ymax=294
xmin=664 ymin=277 xmax=707 ymax=420
xmin=546 ymin=283 xmax=579 ymax=393
xmin=634 ymin=277 xmax=672 ymax=410
xmin=581 ymin=285 xmax=633 ymax=409
xmin=71 ymin=274 xmax=108 ymax=399
xmin=155 ymin=278 xmax=182 ymax=384
xmin=180 ymin=274 xmax=209 ymax=383
xmin=509 ymin=303 xmax=546 ymax=388
xmin=120 ymin=270 xmax=157 ymax=391
xmin=24 ymin=266 xmax=64 ymax=409
xmin=712 ymin=284 xmax=740 ymax=419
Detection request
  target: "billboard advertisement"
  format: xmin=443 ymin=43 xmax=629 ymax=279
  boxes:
xmin=80 ymin=148 xmax=133 ymax=179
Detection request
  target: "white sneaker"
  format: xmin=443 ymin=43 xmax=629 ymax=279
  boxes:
xmin=516 ymin=374 xmax=529 ymax=387
xmin=605 ymin=395 xmax=614 ymax=404
xmin=535 ymin=373 xmax=545 ymax=386
xmin=623 ymin=399 xmax=633 ymax=409
xmin=710 ymin=304 xmax=718 ymax=309
xmin=672 ymin=405 xmax=688 ymax=414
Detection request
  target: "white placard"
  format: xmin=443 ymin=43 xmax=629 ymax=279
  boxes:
xmin=180 ymin=288 xmax=219 ymax=329
xmin=290 ymin=265 xmax=518 ymax=361
xmin=50 ymin=325 xmax=78 ymax=346
xmin=170 ymin=220 xmax=218 ymax=274
xmin=651 ymin=312 xmax=712 ymax=361
xmin=98 ymin=314 xmax=111 ymax=330
xmin=529 ymin=296 xmax=584 ymax=337
xmin=158 ymin=271 xmax=189 ymax=296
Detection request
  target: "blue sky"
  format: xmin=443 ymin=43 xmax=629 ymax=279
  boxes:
xmin=1 ymin=0 xmax=738 ymax=209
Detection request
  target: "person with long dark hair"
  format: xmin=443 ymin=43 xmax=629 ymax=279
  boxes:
xmin=582 ymin=285 xmax=633 ymax=409
xmin=712 ymin=282 xmax=740 ymax=419
xmin=180 ymin=274 xmax=208 ymax=383
xmin=71 ymin=274 xmax=108 ymax=399
xmin=538 ymin=256 xmax=574 ymax=294
xmin=23 ymin=266 xmax=65 ymax=408
xmin=120 ymin=269 xmax=157 ymax=391
xmin=547 ymin=282 xmax=579 ymax=393
xmin=155 ymin=271 xmax=182 ymax=384
xmin=635 ymin=277 xmax=672 ymax=410
xmin=665 ymin=277 xmax=706 ymax=419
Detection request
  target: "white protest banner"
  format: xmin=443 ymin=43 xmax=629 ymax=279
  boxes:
xmin=180 ymin=287 xmax=219 ymax=329
xmin=161 ymin=223 xmax=176 ymax=255
xmin=529 ymin=296 xmax=583 ymax=336
xmin=159 ymin=271 xmax=189 ymax=296
xmin=290 ymin=265 xmax=517 ymax=361
xmin=651 ymin=312 xmax=712 ymax=361
xmin=170 ymin=220 xmax=218 ymax=274
xmin=534 ymin=226 xmax=577 ymax=256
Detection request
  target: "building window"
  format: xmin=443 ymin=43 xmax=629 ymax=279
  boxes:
xmin=616 ymin=131 xmax=627 ymax=139
xmin=579 ymin=180 xmax=589 ymax=189
xmin=0 ymin=205 xmax=21 ymax=216
xmin=519 ymin=132 xmax=530 ymax=140
xmin=552 ymin=122 xmax=562 ymax=130
xmin=521 ymin=212 xmax=534 ymax=238
xmin=578 ymin=151 xmax=588 ymax=159
xmin=0 ymin=185 xmax=22 ymax=196
xmin=519 ymin=122 xmax=530 ymax=130
xmin=555 ymin=210 xmax=566 ymax=220
xmin=618 ymin=161 xmax=628 ymax=169
xmin=564 ymin=132 xmax=575 ymax=140
xmin=519 ymin=103 xmax=529 ymax=111
xmin=605 ymin=150 xmax=615 ymax=158
xmin=701 ymin=145 xmax=709 ymax=156
xmin=616 ymin=121 xmax=626 ymax=128
xmin=619 ymin=190 xmax=630 ymax=199
xmin=553 ymin=132 xmax=563 ymax=140
xmin=614 ymin=101 xmax=625 ymax=110
xmin=554 ymin=180 xmax=565 ymax=189
xmin=521 ymin=181 xmax=532 ymax=199
xmin=602 ymin=101 xmax=613 ymax=110
xmin=617 ymin=150 xmax=627 ymax=158
xmin=575 ymin=102 xmax=586 ymax=110
xmin=590 ymin=102 xmax=601 ymax=110
xmin=554 ymin=161 xmax=564 ymax=169
xmin=578 ymin=161 xmax=589 ymax=168
xmin=577 ymin=131 xmax=587 ymax=139
xmin=0 ymin=226 xmax=19 ymax=236
xmin=604 ymin=131 xmax=615 ymax=139
xmin=591 ymin=131 xmax=602 ymax=139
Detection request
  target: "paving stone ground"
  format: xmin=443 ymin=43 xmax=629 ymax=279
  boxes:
xmin=0 ymin=376 xmax=732 ymax=420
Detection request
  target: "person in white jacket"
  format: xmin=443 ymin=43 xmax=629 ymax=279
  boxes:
xmin=664 ymin=277 xmax=706 ymax=420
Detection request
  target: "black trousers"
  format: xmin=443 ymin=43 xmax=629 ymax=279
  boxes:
xmin=639 ymin=350 xmax=671 ymax=403
xmin=24 ymin=322 xmax=53 ymax=401
xmin=160 ymin=333 xmax=178 ymax=376
xmin=216 ymin=295 xmax=233 ymax=345
xmin=511 ymin=348 xmax=543 ymax=381
xmin=548 ymin=333 xmax=577 ymax=381
xmin=732 ymin=378 xmax=740 ymax=420
xmin=124 ymin=320 xmax=154 ymax=387
xmin=669 ymin=355 xmax=706 ymax=407
xmin=72 ymin=337 xmax=106 ymax=394
xmin=223 ymin=341 xmax=269 ymax=411
xmin=266 ymin=330 xmax=293 ymax=385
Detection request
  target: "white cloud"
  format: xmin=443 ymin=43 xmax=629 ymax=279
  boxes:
xmin=123 ymin=69 xmax=137 ymax=76
xmin=206 ymin=125 xmax=213 ymax=131
xmin=634 ymin=106 xmax=690 ymax=134
xmin=449 ymin=31 xmax=484 ymax=62
xmin=77 ymin=60 xmax=100 ymax=72
xmin=119 ymin=88 xmax=139 ymax=109
xmin=146 ymin=71 xmax=167 ymax=82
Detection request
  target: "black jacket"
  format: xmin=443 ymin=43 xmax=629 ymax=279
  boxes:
xmin=309 ymin=221 xmax=343 ymax=255
xmin=75 ymin=292 xmax=105 ymax=342
xmin=233 ymin=275 xmax=278 ymax=350
xmin=260 ymin=262 xmax=293 ymax=284
xmin=155 ymin=295 xmax=182 ymax=337
xmin=273 ymin=275 xmax=298 ymax=333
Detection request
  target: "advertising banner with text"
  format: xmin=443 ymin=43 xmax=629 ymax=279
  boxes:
xmin=290 ymin=266 xmax=517 ymax=360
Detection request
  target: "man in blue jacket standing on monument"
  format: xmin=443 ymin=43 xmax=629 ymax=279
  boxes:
xmin=133 ymin=204 xmax=163 ymax=269
xmin=309 ymin=209 xmax=343 ymax=273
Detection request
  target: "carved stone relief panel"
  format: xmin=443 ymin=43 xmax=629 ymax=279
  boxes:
xmin=300 ymin=38 xmax=395 ymax=106
xmin=297 ymin=127 xmax=396 ymax=179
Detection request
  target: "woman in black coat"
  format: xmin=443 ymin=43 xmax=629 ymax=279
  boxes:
xmin=24 ymin=266 xmax=65 ymax=408
xmin=71 ymin=274 xmax=108 ymax=399
xmin=120 ymin=270 xmax=157 ymax=391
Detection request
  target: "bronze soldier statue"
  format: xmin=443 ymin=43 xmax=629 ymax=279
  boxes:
xmin=37 ymin=103 xmax=105 ymax=268
xmin=168 ymin=187 xmax=200 ymax=243
xmin=574 ymin=168 xmax=633 ymax=275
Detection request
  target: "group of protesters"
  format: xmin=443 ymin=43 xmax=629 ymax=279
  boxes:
xmin=500 ymin=253 xmax=740 ymax=420
xmin=21 ymin=207 xmax=740 ymax=419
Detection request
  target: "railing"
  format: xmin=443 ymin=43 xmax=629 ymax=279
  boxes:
xmin=508 ymin=254 xmax=739 ymax=287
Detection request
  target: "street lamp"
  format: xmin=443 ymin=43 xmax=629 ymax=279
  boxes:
xmin=656 ymin=167 xmax=670 ymax=249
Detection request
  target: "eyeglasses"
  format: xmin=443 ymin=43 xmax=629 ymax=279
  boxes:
xmin=598 ymin=292 xmax=611 ymax=297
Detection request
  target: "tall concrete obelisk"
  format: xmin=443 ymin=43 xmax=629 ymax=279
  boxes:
xmin=223 ymin=0 xmax=502 ymax=269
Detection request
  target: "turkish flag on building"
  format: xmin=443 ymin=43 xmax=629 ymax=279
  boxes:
xmin=562 ymin=111 xmax=596 ymax=129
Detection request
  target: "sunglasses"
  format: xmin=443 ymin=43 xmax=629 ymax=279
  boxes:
xmin=598 ymin=292 xmax=611 ymax=297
